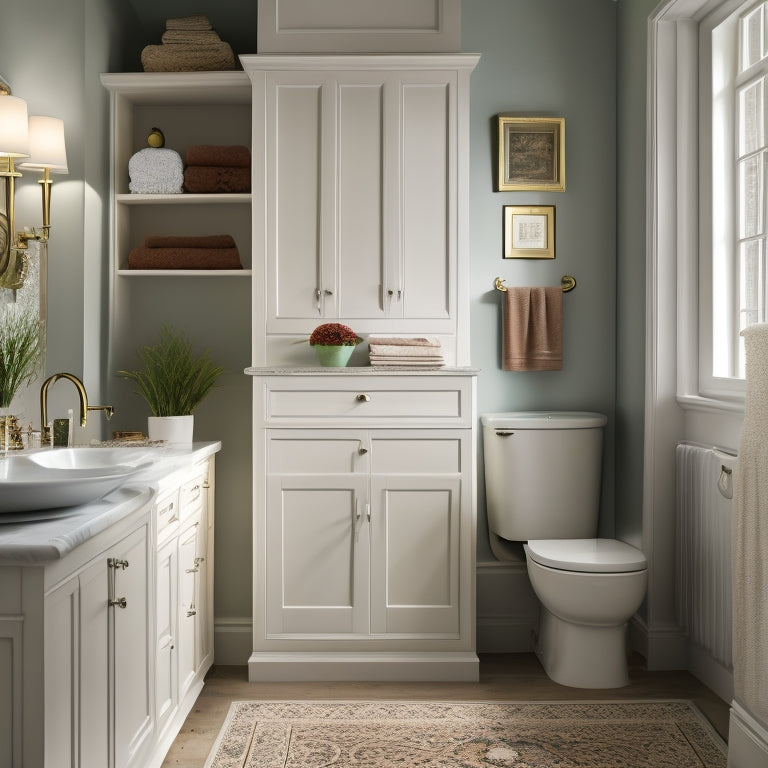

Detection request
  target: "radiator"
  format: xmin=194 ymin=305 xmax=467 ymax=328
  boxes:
xmin=675 ymin=442 xmax=736 ymax=669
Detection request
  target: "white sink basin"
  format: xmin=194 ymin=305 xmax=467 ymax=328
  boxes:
xmin=0 ymin=447 xmax=154 ymax=514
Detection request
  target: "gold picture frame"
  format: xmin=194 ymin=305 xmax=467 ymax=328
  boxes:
xmin=497 ymin=116 xmax=565 ymax=191
xmin=503 ymin=205 xmax=555 ymax=259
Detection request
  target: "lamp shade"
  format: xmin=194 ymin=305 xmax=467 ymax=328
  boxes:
xmin=0 ymin=95 xmax=30 ymax=158
xmin=19 ymin=115 xmax=68 ymax=172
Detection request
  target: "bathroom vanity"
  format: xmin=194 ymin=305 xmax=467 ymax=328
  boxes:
xmin=0 ymin=442 xmax=219 ymax=768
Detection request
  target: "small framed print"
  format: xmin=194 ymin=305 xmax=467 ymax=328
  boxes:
xmin=497 ymin=116 xmax=565 ymax=191
xmin=503 ymin=205 xmax=555 ymax=259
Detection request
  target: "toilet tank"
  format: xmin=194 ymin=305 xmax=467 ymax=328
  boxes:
xmin=481 ymin=412 xmax=607 ymax=541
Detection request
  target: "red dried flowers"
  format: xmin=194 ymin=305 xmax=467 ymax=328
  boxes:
xmin=309 ymin=323 xmax=362 ymax=346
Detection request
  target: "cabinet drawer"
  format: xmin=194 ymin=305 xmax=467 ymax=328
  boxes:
xmin=269 ymin=435 xmax=366 ymax=474
xmin=265 ymin=382 xmax=470 ymax=425
xmin=179 ymin=475 xmax=206 ymax=522
xmin=370 ymin=437 xmax=462 ymax=474
xmin=156 ymin=490 xmax=180 ymax=540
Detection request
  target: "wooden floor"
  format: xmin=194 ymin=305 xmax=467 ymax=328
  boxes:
xmin=161 ymin=653 xmax=730 ymax=767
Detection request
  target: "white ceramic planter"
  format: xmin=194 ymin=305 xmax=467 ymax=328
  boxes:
xmin=147 ymin=415 xmax=194 ymax=444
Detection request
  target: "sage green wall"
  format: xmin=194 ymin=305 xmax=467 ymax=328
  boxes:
xmin=462 ymin=0 xmax=618 ymax=560
xmin=615 ymin=0 xmax=657 ymax=553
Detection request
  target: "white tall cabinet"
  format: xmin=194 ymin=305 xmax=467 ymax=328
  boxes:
xmin=242 ymin=54 xmax=479 ymax=682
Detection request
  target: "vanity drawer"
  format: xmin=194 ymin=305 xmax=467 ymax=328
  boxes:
xmin=263 ymin=379 xmax=472 ymax=426
xmin=179 ymin=472 xmax=206 ymax=521
xmin=156 ymin=488 xmax=180 ymax=540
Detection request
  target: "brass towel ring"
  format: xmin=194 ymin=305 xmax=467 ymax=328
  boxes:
xmin=494 ymin=275 xmax=576 ymax=293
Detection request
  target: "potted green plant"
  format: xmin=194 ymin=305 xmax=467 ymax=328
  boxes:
xmin=117 ymin=325 xmax=223 ymax=444
xmin=309 ymin=323 xmax=363 ymax=367
xmin=0 ymin=305 xmax=44 ymax=449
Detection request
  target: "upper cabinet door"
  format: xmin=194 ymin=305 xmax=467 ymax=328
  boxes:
xmin=262 ymin=68 xmax=456 ymax=334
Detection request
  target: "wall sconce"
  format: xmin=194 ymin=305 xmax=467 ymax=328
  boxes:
xmin=0 ymin=78 xmax=67 ymax=289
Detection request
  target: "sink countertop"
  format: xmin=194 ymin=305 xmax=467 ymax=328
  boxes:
xmin=0 ymin=441 xmax=221 ymax=565
xmin=244 ymin=365 xmax=479 ymax=376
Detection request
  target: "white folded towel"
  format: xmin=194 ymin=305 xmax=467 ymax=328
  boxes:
xmin=128 ymin=147 xmax=184 ymax=194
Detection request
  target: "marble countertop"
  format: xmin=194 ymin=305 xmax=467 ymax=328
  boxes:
xmin=244 ymin=365 xmax=479 ymax=376
xmin=0 ymin=441 xmax=220 ymax=565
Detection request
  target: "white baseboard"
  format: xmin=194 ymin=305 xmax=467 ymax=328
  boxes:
xmin=688 ymin=643 xmax=733 ymax=704
xmin=214 ymin=616 xmax=253 ymax=665
xmin=729 ymin=702 xmax=768 ymax=767
xmin=475 ymin=560 xmax=538 ymax=653
xmin=248 ymin=651 xmax=479 ymax=682
xmin=627 ymin=614 xmax=687 ymax=670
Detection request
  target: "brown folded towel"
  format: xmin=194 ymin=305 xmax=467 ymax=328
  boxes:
xmin=143 ymin=234 xmax=236 ymax=249
xmin=502 ymin=286 xmax=562 ymax=371
xmin=186 ymin=145 xmax=251 ymax=168
xmin=128 ymin=246 xmax=242 ymax=270
xmin=184 ymin=166 xmax=250 ymax=193
xmin=161 ymin=30 xmax=222 ymax=46
xmin=165 ymin=14 xmax=212 ymax=31
xmin=141 ymin=43 xmax=236 ymax=72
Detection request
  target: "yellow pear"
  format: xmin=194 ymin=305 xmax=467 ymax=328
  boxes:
xmin=147 ymin=127 xmax=165 ymax=148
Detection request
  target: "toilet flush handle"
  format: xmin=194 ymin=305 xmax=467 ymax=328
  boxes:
xmin=495 ymin=431 xmax=514 ymax=437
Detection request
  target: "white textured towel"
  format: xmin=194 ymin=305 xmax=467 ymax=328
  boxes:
xmin=733 ymin=323 xmax=768 ymax=727
xmin=128 ymin=147 xmax=184 ymax=194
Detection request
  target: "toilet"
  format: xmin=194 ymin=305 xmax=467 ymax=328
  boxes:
xmin=481 ymin=411 xmax=647 ymax=689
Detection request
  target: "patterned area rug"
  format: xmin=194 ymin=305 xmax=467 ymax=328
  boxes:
xmin=204 ymin=699 xmax=727 ymax=767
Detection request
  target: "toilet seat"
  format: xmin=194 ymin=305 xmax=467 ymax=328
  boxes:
xmin=524 ymin=538 xmax=647 ymax=574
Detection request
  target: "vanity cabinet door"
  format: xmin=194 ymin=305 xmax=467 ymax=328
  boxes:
xmin=155 ymin=536 xmax=178 ymax=740
xmin=265 ymin=473 xmax=370 ymax=636
xmin=111 ymin=526 xmax=153 ymax=768
xmin=43 ymin=523 xmax=152 ymax=768
xmin=177 ymin=515 xmax=203 ymax=700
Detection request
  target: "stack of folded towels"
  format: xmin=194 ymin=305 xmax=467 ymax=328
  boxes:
xmin=127 ymin=234 xmax=242 ymax=270
xmin=141 ymin=15 xmax=236 ymax=72
xmin=184 ymin=145 xmax=251 ymax=194
xmin=368 ymin=337 xmax=444 ymax=368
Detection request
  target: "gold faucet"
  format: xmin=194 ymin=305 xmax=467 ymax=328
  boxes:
xmin=40 ymin=372 xmax=115 ymax=443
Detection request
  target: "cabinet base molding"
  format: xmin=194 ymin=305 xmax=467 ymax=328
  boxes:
xmin=214 ymin=616 xmax=254 ymax=665
xmin=147 ymin=677 xmax=206 ymax=768
xmin=728 ymin=701 xmax=768 ymax=768
xmin=248 ymin=651 xmax=479 ymax=682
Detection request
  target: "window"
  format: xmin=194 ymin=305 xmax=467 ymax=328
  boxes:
xmin=707 ymin=0 xmax=768 ymax=391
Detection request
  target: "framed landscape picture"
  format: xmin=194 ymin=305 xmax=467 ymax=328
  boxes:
xmin=497 ymin=116 xmax=565 ymax=192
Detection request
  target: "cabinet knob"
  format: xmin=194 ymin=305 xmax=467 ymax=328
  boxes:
xmin=187 ymin=609 xmax=197 ymax=618
xmin=356 ymin=393 xmax=371 ymax=402
xmin=109 ymin=597 xmax=127 ymax=609
xmin=358 ymin=446 xmax=368 ymax=455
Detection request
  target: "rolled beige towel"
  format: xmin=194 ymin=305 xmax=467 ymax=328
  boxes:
xmin=141 ymin=43 xmax=236 ymax=72
xmin=165 ymin=14 xmax=212 ymax=31
xmin=161 ymin=29 xmax=222 ymax=46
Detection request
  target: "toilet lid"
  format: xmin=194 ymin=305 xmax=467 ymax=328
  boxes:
xmin=524 ymin=538 xmax=647 ymax=573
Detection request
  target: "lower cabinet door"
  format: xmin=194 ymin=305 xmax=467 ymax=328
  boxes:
xmin=178 ymin=518 xmax=203 ymax=698
xmin=155 ymin=536 xmax=178 ymax=737
xmin=369 ymin=475 xmax=461 ymax=635
xmin=266 ymin=475 xmax=370 ymax=635
xmin=111 ymin=525 xmax=153 ymax=768
xmin=44 ymin=562 xmax=110 ymax=768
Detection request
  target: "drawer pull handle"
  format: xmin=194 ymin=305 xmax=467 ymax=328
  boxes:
xmin=186 ymin=609 xmax=197 ymax=618
xmin=496 ymin=431 xmax=514 ymax=437
xmin=356 ymin=393 xmax=371 ymax=402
